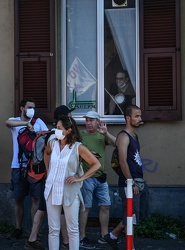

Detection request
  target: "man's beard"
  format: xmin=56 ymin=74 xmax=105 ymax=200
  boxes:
xmin=131 ymin=122 xmax=141 ymax=128
xmin=23 ymin=111 xmax=29 ymax=120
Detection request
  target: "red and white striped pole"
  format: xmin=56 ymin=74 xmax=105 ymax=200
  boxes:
xmin=126 ymin=178 xmax=133 ymax=250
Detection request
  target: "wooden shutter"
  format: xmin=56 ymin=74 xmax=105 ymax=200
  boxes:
xmin=14 ymin=0 xmax=55 ymax=122
xmin=139 ymin=0 xmax=181 ymax=121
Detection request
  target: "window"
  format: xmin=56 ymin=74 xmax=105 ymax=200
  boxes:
xmin=104 ymin=0 xmax=136 ymax=116
xmin=65 ymin=0 xmax=97 ymax=116
xmin=15 ymin=0 xmax=181 ymax=123
xmin=61 ymin=0 xmax=137 ymax=123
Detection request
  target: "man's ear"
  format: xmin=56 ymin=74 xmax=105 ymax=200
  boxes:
xmin=20 ymin=106 xmax=24 ymax=112
xmin=126 ymin=115 xmax=130 ymax=122
xmin=97 ymin=119 xmax=101 ymax=126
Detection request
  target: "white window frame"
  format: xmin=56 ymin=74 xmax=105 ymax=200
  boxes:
xmin=60 ymin=0 xmax=140 ymax=124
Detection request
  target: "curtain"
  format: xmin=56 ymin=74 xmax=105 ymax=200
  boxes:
xmin=105 ymin=9 xmax=136 ymax=90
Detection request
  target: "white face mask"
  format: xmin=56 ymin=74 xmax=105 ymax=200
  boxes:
xmin=55 ymin=129 xmax=65 ymax=140
xmin=119 ymin=82 xmax=127 ymax=88
xmin=26 ymin=108 xmax=35 ymax=119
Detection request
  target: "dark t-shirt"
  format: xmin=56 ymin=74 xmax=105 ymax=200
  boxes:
xmin=118 ymin=130 xmax=143 ymax=187
xmin=109 ymin=82 xmax=135 ymax=114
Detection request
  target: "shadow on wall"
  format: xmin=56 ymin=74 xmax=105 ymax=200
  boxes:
xmin=0 ymin=184 xmax=48 ymax=233
xmin=1 ymin=184 xmax=185 ymax=231
xmin=89 ymin=185 xmax=185 ymax=220
xmin=0 ymin=184 xmax=14 ymax=225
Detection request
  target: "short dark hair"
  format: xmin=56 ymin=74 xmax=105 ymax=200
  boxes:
xmin=124 ymin=105 xmax=141 ymax=118
xmin=117 ymin=70 xmax=129 ymax=79
xmin=54 ymin=105 xmax=75 ymax=120
xmin=19 ymin=98 xmax=36 ymax=109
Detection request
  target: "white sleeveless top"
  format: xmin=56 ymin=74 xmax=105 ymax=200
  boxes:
xmin=44 ymin=140 xmax=84 ymax=207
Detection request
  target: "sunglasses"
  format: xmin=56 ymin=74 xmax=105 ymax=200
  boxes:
xmin=116 ymin=77 xmax=124 ymax=81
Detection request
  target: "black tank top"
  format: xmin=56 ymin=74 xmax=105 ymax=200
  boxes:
xmin=118 ymin=130 xmax=143 ymax=187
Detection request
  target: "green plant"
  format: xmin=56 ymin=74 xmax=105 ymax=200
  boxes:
xmin=135 ymin=213 xmax=185 ymax=239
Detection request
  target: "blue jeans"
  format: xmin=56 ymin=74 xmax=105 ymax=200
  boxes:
xmin=81 ymin=177 xmax=111 ymax=208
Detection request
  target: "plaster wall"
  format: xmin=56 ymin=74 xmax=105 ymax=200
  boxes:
xmin=0 ymin=0 xmax=14 ymax=183
xmin=0 ymin=1 xmax=185 ymax=188
xmin=0 ymin=0 xmax=185 ymax=227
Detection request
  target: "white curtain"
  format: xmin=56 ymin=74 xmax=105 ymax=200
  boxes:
xmin=105 ymin=9 xmax=136 ymax=90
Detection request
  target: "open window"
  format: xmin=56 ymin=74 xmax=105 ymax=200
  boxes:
xmin=61 ymin=0 xmax=137 ymax=123
xmin=14 ymin=0 xmax=181 ymax=123
xmin=104 ymin=0 xmax=136 ymax=116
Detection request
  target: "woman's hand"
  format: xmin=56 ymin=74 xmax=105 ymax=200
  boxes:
xmin=65 ymin=176 xmax=81 ymax=184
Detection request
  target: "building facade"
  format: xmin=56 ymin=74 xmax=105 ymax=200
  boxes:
xmin=0 ymin=0 xmax=185 ymax=223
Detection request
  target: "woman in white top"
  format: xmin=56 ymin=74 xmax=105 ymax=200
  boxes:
xmin=44 ymin=115 xmax=101 ymax=250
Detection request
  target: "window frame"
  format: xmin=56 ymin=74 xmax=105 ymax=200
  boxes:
xmin=14 ymin=0 xmax=181 ymax=123
xmin=60 ymin=0 xmax=139 ymax=124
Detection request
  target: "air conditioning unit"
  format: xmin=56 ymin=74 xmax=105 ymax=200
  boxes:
xmin=112 ymin=0 xmax=128 ymax=7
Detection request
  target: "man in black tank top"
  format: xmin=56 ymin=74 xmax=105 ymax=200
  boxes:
xmin=104 ymin=105 xmax=149 ymax=250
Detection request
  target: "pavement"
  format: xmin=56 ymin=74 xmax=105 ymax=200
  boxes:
xmin=1 ymin=227 xmax=185 ymax=250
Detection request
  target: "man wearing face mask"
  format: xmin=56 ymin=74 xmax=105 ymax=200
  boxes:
xmin=24 ymin=105 xmax=74 ymax=250
xmin=108 ymin=70 xmax=135 ymax=115
xmin=5 ymin=98 xmax=48 ymax=240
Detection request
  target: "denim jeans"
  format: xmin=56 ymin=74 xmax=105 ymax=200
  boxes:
xmin=81 ymin=177 xmax=111 ymax=208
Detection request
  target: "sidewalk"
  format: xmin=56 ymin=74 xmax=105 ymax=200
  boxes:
xmin=1 ymin=227 xmax=185 ymax=250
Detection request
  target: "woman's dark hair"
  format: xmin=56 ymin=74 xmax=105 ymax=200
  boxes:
xmin=57 ymin=116 xmax=81 ymax=147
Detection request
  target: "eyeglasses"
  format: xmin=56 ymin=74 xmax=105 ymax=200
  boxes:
xmin=116 ymin=77 xmax=124 ymax=81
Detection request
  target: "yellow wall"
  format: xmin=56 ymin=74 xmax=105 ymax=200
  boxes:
xmin=106 ymin=0 xmax=185 ymax=185
xmin=0 ymin=0 xmax=14 ymax=182
xmin=1 ymin=1 xmax=185 ymax=187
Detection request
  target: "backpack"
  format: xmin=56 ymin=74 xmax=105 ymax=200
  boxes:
xmin=111 ymin=130 xmax=125 ymax=175
xmin=17 ymin=117 xmax=37 ymax=167
xmin=27 ymin=130 xmax=54 ymax=183
xmin=111 ymin=147 xmax=121 ymax=175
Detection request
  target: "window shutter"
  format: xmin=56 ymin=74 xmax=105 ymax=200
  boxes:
xmin=14 ymin=0 xmax=55 ymax=122
xmin=139 ymin=0 xmax=181 ymax=121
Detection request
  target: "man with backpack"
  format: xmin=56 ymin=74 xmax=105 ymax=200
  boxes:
xmin=25 ymin=105 xmax=74 ymax=250
xmin=104 ymin=105 xmax=148 ymax=250
xmin=5 ymin=98 xmax=48 ymax=240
